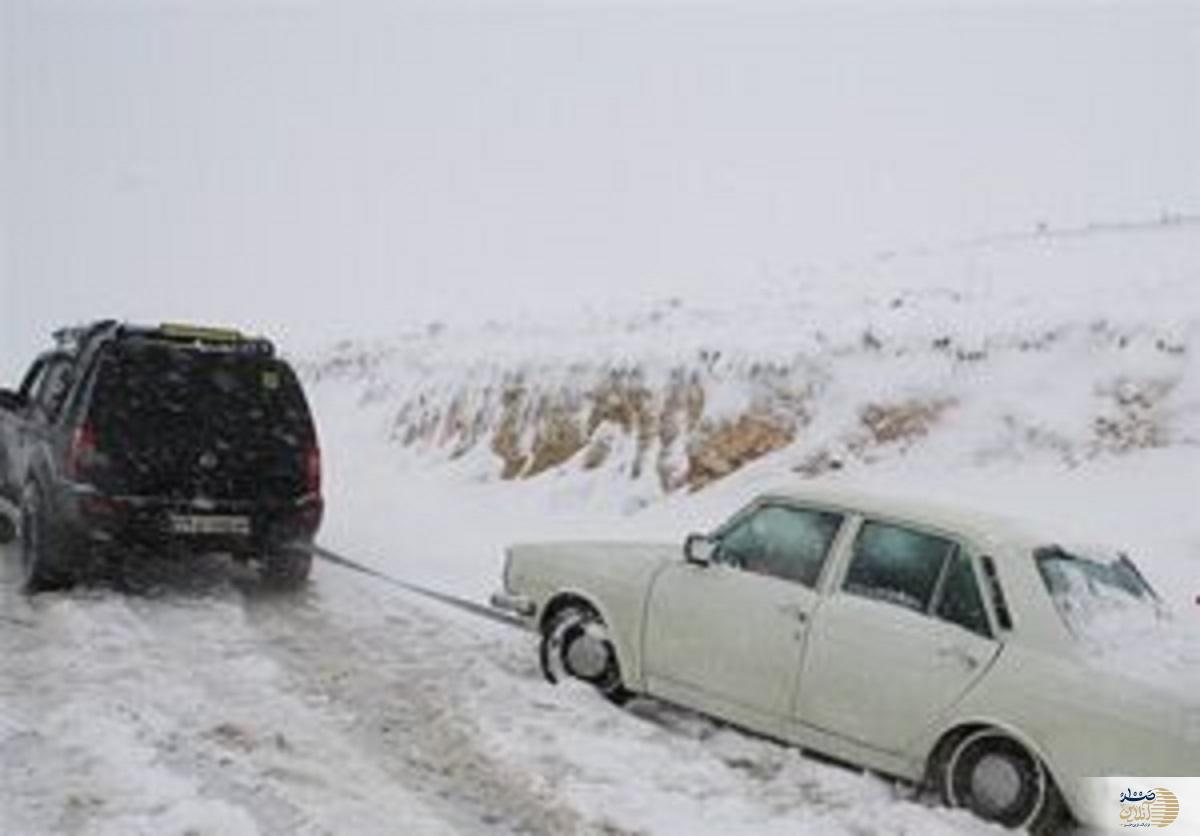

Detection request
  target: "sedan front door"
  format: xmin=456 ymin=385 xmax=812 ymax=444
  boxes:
xmin=641 ymin=503 xmax=845 ymax=735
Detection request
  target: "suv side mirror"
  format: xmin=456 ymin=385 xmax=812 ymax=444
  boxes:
xmin=684 ymin=532 xmax=717 ymax=566
xmin=0 ymin=389 xmax=24 ymax=412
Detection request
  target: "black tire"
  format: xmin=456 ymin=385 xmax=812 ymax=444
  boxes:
xmin=0 ymin=511 xmax=15 ymax=545
xmin=942 ymin=729 xmax=1071 ymax=834
xmin=539 ymin=603 xmax=631 ymax=704
xmin=261 ymin=544 xmax=313 ymax=589
xmin=19 ymin=482 xmax=73 ymax=593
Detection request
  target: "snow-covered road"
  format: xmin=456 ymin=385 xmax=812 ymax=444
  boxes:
xmin=0 ymin=542 xmax=613 ymax=835
xmin=0 ymin=540 xmax=1006 ymax=836
xmin=0 ymin=551 xmax=495 ymax=835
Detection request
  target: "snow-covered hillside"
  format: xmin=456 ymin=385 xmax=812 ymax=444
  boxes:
xmin=305 ymin=219 xmax=1199 ymax=507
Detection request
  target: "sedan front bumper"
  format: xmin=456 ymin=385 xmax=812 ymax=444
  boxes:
xmin=490 ymin=591 xmax=536 ymax=618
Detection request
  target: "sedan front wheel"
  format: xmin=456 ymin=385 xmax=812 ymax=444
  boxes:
xmin=539 ymin=604 xmax=630 ymax=704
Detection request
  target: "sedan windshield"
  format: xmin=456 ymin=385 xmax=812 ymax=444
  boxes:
xmin=1035 ymin=545 xmax=1162 ymax=640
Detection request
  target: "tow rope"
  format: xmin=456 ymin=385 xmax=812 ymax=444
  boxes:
xmin=309 ymin=544 xmax=527 ymax=630
xmin=0 ymin=506 xmax=522 ymax=629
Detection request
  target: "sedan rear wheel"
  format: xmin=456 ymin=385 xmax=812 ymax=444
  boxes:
xmin=539 ymin=604 xmax=630 ymax=704
xmin=943 ymin=729 xmax=1069 ymax=834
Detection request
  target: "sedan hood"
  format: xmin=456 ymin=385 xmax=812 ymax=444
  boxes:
xmin=509 ymin=540 xmax=680 ymax=564
xmin=505 ymin=540 xmax=680 ymax=599
xmin=508 ymin=537 xmax=686 ymax=570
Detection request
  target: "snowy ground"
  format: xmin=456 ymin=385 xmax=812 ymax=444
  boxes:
xmin=3 ymin=223 xmax=1199 ymax=835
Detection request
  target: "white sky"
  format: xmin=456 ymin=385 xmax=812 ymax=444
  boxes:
xmin=2 ymin=1 xmax=1198 ymax=382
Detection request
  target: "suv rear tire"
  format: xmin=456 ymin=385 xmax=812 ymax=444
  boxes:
xmin=0 ymin=511 xmax=15 ymax=545
xmin=20 ymin=482 xmax=74 ymax=593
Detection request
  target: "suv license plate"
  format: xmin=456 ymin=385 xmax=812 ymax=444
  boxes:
xmin=168 ymin=514 xmax=251 ymax=536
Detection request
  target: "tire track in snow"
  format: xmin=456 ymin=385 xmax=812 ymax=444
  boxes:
xmin=0 ymin=550 xmax=466 ymax=836
xmin=239 ymin=569 xmax=604 ymax=835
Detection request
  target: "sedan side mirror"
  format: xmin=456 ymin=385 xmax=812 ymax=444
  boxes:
xmin=684 ymin=532 xmax=717 ymax=566
xmin=0 ymin=389 xmax=23 ymax=412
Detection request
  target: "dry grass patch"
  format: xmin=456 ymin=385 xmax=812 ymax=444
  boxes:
xmin=687 ymin=415 xmax=796 ymax=490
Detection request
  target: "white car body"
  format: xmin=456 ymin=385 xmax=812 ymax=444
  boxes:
xmin=494 ymin=486 xmax=1200 ymax=828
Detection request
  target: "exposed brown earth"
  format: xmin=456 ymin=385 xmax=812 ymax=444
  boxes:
xmin=857 ymin=398 xmax=956 ymax=449
xmin=685 ymin=415 xmax=796 ymax=490
xmin=794 ymin=397 xmax=957 ymax=478
xmin=384 ymin=365 xmax=811 ymax=492
xmin=302 ymin=330 xmax=1194 ymax=492
xmin=382 ymin=370 xmax=1181 ymax=490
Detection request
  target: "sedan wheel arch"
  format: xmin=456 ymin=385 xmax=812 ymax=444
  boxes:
xmin=537 ymin=592 xmax=637 ymax=700
xmin=929 ymin=722 xmax=1072 ymax=833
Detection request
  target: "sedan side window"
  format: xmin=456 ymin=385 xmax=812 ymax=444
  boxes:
xmin=33 ymin=361 xmax=72 ymax=423
xmin=717 ymin=505 xmax=843 ymax=588
xmin=935 ymin=552 xmax=992 ymax=637
xmin=844 ymin=521 xmax=955 ymax=614
xmin=17 ymin=359 xmax=46 ymax=405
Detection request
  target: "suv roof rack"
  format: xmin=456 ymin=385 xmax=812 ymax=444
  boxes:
xmin=52 ymin=320 xmax=275 ymax=357
xmin=117 ymin=322 xmax=275 ymax=356
xmin=52 ymin=320 xmax=120 ymax=354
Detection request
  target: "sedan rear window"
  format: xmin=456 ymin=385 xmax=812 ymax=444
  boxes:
xmin=935 ymin=552 xmax=992 ymax=637
xmin=1036 ymin=545 xmax=1161 ymax=639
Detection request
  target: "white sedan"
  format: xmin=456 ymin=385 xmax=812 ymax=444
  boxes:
xmin=492 ymin=487 xmax=1198 ymax=833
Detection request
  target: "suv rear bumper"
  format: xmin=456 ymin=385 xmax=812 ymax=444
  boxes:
xmin=54 ymin=482 xmax=323 ymax=559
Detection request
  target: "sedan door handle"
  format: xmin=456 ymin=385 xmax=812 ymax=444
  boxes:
xmin=936 ymin=645 xmax=980 ymax=670
xmin=776 ymin=603 xmax=809 ymax=623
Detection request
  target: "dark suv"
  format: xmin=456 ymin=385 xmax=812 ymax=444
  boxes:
xmin=0 ymin=321 xmax=323 ymax=590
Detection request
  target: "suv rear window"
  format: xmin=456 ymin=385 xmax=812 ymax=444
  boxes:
xmin=86 ymin=340 xmax=314 ymax=499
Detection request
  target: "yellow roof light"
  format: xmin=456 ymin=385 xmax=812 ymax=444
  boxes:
xmin=158 ymin=323 xmax=246 ymax=342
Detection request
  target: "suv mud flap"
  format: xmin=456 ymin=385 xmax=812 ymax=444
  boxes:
xmin=0 ymin=497 xmax=17 ymax=544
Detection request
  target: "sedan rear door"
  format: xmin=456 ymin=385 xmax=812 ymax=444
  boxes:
xmin=794 ymin=519 xmax=1000 ymax=754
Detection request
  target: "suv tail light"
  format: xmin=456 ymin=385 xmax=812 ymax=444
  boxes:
xmin=304 ymin=442 xmax=321 ymax=496
xmin=66 ymin=424 xmax=98 ymax=480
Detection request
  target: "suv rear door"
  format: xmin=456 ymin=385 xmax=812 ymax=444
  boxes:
xmin=84 ymin=339 xmax=315 ymax=503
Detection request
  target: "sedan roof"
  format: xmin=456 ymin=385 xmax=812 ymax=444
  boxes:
xmin=758 ymin=484 xmax=1054 ymax=554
